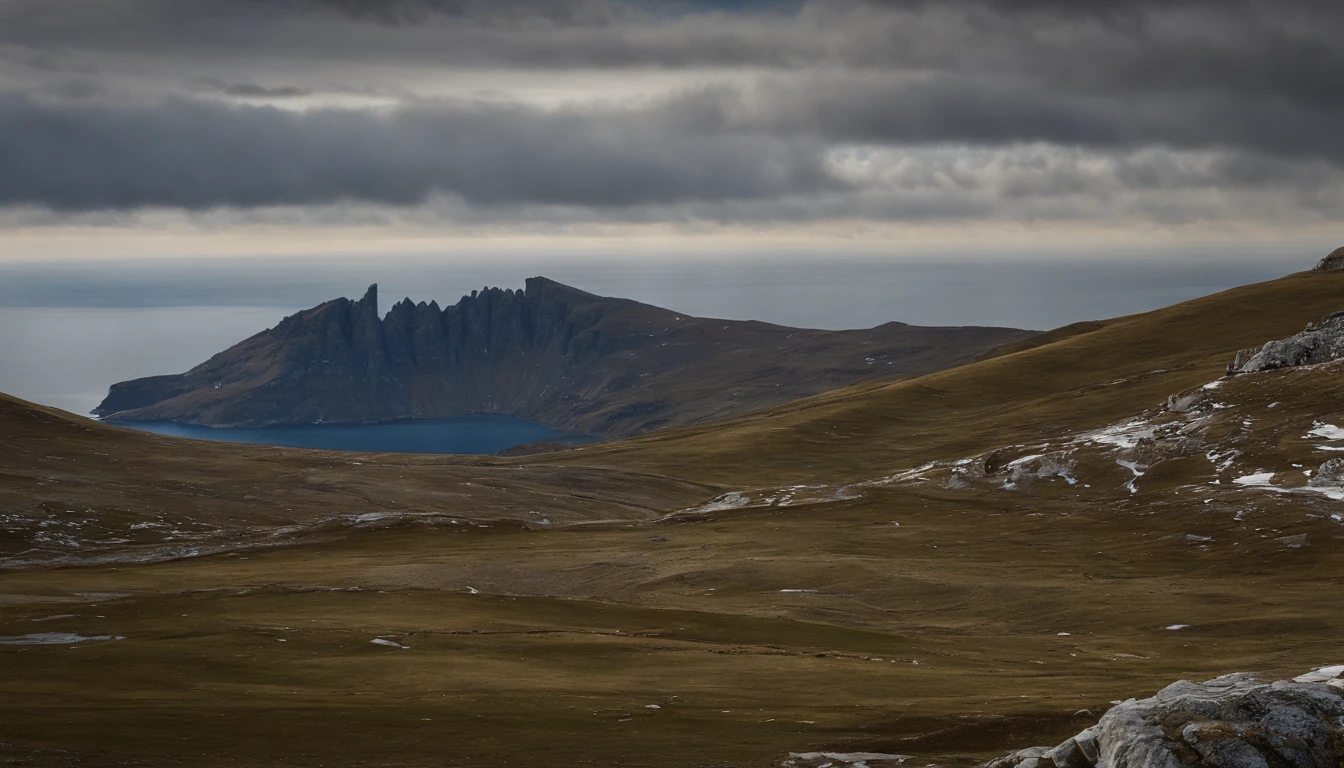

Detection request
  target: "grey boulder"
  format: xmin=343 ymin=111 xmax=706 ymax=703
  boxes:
xmin=1228 ymin=310 xmax=1344 ymax=375
xmin=981 ymin=667 xmax=1344 ymax=767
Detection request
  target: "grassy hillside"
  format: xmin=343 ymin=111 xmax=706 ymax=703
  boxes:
xmin=0 ymin=393 xmax=716 ymax=565
xmin=569 ymin=269 xmax=1344 ymax=484
xmin=2 ymin=267 xmax=1343 ymax=767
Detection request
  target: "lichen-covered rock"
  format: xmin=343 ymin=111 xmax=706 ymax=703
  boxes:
xmin=1227 ymin=310 xmax=1344 ymax=375
xmin=980 ymin=667 xmax=1344 ymax=768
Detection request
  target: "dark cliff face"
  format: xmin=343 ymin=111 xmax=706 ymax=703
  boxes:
xmin=95 ymin=277 xmax=1036 ymax=437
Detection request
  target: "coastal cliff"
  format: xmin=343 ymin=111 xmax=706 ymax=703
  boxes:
xmin=95 ymin=277 xmax=1034 ymax=437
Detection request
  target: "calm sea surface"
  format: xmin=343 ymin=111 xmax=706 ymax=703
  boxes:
xmin=0 ymin=250 xmax=1308 ymax=452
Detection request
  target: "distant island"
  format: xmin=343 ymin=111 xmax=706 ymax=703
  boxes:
xmin=94 ymin=277 xmax=1034 ymax=437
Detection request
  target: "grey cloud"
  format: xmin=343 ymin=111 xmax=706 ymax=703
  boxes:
xmin=2 ymin=0 xmax=1338 ymax=75
xmin=667 ymin=147 xmax=1344 ymax=228
xmin=0 ymin=93 xmax=841 ymax=211
xmin=2 ymin=75 xmax=1343 ymax=220
xmin=683 ymin=74 xmax=1344 ymax=164
xmin=7 ymin=134 xmax=1341 ymax=231
xmin=0 ymin=44 xmax=65 ymax=72
xmin=3 ymin=1 xmax=1341 ymax=122
xmin=193 ymin=78 xmax=313 ymax=98
xmin=304 ymin=0 xmax=647 ymax=26
xmin=2 ymin=0 xmax=1343 ymax=230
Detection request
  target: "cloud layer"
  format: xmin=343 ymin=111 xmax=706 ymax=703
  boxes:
xmin=2 ymin=0 xmax=1343 ymax=231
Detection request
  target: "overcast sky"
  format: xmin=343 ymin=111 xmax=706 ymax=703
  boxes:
xmin=2 ymin=0 xmax=1342 ymax=261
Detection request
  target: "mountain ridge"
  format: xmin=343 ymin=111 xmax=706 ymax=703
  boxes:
xmin=93 ymin=276 xmax=1034 ymax=437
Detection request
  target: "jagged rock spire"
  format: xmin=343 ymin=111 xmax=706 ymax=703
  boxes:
xmin=359 ymin=284 xmax=379 ymax=314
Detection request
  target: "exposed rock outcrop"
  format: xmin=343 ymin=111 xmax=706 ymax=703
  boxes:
xmin=94 ymin=277 xmax=1034 ymax=438
xmin=982 ymin=667 xmax=1344 ymax=768
xmin=1311 ymin=458 xmax=1344 ymax=487
xmin=1314 ymin=246 xmax=1344 ymax=272
xmin=1227 ymin=309 xmax=1344 ymax=375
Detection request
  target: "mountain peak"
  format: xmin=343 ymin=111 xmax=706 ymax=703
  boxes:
xmin=359 ymin=283 xmax=378 ymax=308
xmin=524 ymin=276 xmax=597 ymax=301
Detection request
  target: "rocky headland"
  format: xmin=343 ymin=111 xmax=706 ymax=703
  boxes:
xmin=94 ymin=277 xmax=1033 ymax=437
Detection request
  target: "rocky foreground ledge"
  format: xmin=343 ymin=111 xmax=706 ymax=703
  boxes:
xmin=1227 ymin=308 xmax=1344 ymax=375
xmin=983 ymin=666 xmax=1344 ymax=768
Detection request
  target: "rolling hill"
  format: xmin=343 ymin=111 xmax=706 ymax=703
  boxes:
xmin=2 ymin=262 xmax=1344 ymax=767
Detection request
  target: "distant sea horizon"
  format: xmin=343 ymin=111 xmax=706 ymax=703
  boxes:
xmin=0 ymin=250 xmax=1312 ymax=420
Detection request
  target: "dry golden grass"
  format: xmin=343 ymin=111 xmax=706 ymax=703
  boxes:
xmin=2 ymin=269 xmax=1344 ymax=766
xmin=564 ymin=270 xmax=1344 ymax=484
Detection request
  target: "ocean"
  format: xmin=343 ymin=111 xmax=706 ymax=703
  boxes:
xmin=0 ymin=250 xmax=1304 ymax=449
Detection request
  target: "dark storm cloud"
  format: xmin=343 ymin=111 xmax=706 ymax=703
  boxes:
xmin=6 ymin=83 xmax=1340 ymax=226
xmin=0 ymin=93 xmax=840 ymax=211
xmin=4 ymin=0 xmax=1342 ymax=107
xmin=1 ymin=0 xmax=1343 ymax=223
xmin=2 ymin=0 xmax=1338 ymax=73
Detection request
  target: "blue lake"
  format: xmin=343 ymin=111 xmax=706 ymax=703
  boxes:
xmin=114 ymin=415 xmax=598 ymax=455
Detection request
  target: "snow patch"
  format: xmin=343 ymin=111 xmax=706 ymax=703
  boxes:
xmin=1300 ymin=484 xmax=1344 ymax=501
xmin=1308 ymin=423 xmax=1344 ymax=440
xmin=1233 ymin=472 xmax=1276 ymax=487
xmin=352 ymin=513 xmax=392 ymax=524
xmin=0 ymin=633 xmax=122 ymax=645
xmin=1294 ymin=665 xmax=1344 ymax=683
xmin=1116 ymin=459 xmax=1146 ymax=494
xmin=371 ymin=638 xmax=410 ymax=649
xmin=691 ymin=492 xmax=752 ymax=513
xmin=1079 ymin=419 xmax=1156 ymax=450
xmin=785 ymin=753 xmax=911 ymax=767
xmin=1206 ymin=450 xmax=1239 ymax=474
xmin=874 ymin=462 xmax=938 ymax=486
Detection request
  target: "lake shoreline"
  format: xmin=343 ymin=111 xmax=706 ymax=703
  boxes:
xmin=109 ymin=414 xmax=601 ymax=455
